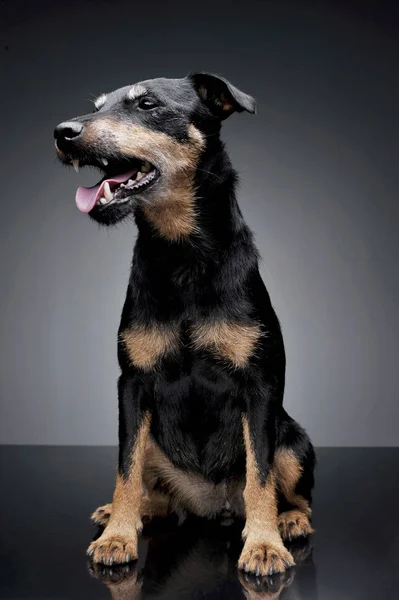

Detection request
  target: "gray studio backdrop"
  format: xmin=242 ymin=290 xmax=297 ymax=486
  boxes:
xmin=1 ymin=0 xmax=398 ymax=445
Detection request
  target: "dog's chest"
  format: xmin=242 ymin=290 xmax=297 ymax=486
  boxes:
xmin=119 ymin=320 xmax=257 ymax=479
xmin=120 ymin=318 xmax=262 ymax=372
xmin=150 ymin=367 xmax=246 ymax=480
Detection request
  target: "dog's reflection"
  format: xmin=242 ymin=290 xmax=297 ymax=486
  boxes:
xmin=88 ymin=518 xmax=317 ymax=600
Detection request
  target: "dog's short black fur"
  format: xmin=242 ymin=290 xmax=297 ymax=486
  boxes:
xmin=55 ymin=73 xmax=315 ymax=577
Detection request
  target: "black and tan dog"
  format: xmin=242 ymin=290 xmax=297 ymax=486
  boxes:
xmin=54 ymin=73 xmax=315 ymax=578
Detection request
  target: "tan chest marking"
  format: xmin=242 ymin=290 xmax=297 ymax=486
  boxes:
xmin=121 ymin=324 xmax=180 ymax=371
xmin=191 ymin=320 xmax=262 ymax=368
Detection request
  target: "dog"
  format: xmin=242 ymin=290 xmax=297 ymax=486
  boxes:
xmin=54 ymin=72 xmax=316 ymax=578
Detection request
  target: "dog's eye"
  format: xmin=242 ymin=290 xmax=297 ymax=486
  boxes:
xmin=138 ymin=97 xmax=158 ymax=110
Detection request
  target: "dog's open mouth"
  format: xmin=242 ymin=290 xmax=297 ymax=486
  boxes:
xmin=75 ymin=159 xmax=160 ymax=213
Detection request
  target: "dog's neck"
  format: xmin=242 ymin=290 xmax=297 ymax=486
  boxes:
xmin=129 ymin=142 xmax=259 ymax=322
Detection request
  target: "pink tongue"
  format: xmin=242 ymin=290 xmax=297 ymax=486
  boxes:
xmin=75 ymin=168 xmax=138 ymax=213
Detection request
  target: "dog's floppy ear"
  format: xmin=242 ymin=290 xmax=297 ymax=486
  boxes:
xmin=189 ymin=72 xmax=256 ymax=119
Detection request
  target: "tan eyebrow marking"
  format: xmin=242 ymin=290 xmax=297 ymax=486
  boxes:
xmin=94 ymin=93 xmax=107 ymax=110
xmin=127 ymin=84 xmax=148 ymax=101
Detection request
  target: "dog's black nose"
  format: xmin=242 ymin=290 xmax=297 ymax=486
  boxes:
xmin=54 ymin=121 xmax=83 ymax=141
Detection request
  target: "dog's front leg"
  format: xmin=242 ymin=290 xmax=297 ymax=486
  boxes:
xmin=238 ymin=410 xmax=294 ymax=577
xmin=87 ymin=374 xmax=150 ymax=565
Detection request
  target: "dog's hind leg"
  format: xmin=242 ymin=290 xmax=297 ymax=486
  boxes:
xmin=91 ymin=503 xmax=113 ymax=528
xmin=90 ymin=438 xmax=174 ymax=531
xmin=140 ymin=491 xmax=171 ymax=521
xmin=275 ymin=411 xmax=316 ymax=542
xmin=91 ymin=492 xmax=171 ymax=529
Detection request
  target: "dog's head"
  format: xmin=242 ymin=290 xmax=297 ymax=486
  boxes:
xmin=54 ymin=74 xmax=255 ymax=229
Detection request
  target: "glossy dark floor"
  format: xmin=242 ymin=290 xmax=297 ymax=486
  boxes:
xmin=1 ymin=447 xmax=398 ymax=599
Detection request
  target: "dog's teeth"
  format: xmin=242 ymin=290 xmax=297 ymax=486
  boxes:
xmin=99 ymin=197 xmax=107 ymax=205
xmin=120 ymin=183 xmax=125 ymax=188
xmin=141 ymin=161 xmax=151 ymax=173
xmin=101 ymin=158 xmax=108 ymax=166
xmin=103 ymin=181 xmax=113 ymax=200
xmin=72 ymin=159 xmax=79 ymax=173
xmin=128 ymin=179 xmax=134 ymax=185
xmin=136 ymin=171 xmax=144 ymax=181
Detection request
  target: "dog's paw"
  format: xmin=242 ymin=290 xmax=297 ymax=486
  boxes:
xmin=238 ymin=568 xmax=295 ymax=600
xmin=288 ymin=535 xmax=313 ymax=564
xmin=87 ymin=533 xmax=138 ymax=565
xmin=238 ymin=541 xmax=294 ymax=577
xmin=278 ymin=510 xmax=313 ymax=542
xmin=88 ymin=561 xmax=143 ymax=600
xmin=91 ymin=503 xmax=112 ymax=528
xmin=89 ymin=559 xmax=141 ymax=583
